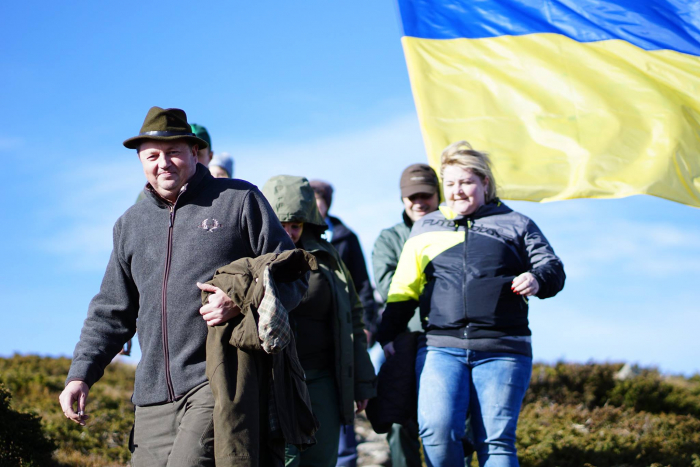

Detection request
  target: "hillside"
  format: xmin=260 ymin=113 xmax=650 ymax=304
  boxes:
xmin=0 ymin=355 xmax=134 ymax=467
xmin=1 ymin=356 xmax=699 ymax=466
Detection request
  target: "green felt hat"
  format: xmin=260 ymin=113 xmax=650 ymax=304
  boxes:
xmin=123 ymin=106 xmax=209 ymax=150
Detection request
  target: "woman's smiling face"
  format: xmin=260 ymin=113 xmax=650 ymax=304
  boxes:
xmin=442 ymin=165 xmax=488 ymax=216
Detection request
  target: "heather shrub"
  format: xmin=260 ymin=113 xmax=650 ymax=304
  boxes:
xmin=0 ymin=354 xmax=134 ymax=466
xmin=525 ymin=362 xmax=622 ymax=408
xmin=517 ymin=401 xmax=700 ymax=467
xmin=525 ymin=362 xmax=700 ymax=416
xmin=607 ymin=371 xmax=700 ymax=417
xmin=2 ymin=355 xmax=699 ymax=466
xmin=518 ymin=362 xmax=700 ymax=466
xmin=0 ymin=383 xmax=56 ymax=466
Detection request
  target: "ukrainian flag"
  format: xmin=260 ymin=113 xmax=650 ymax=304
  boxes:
xmin=399 ymin=0 xmax=700 ymax=207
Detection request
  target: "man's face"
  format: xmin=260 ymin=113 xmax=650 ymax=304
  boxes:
xmin=314 ymin=195 xmax=329 ymax=219
xmin=138 ymin=140 xmax=198 ymax=203
xmin=197 ymin=147 xmax=213 ymax=166
xmin=402 ymin=191 xmax=439 ymax=222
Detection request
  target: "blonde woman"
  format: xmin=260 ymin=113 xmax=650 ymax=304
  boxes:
xmin=377 ymin=142 xmax=565 ymax=466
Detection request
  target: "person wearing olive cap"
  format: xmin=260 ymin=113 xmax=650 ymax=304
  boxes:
xmin=369 ymin=163 xmax=440 ymax=467
xmin=59 ymin=106 xmax=307 ymax=466
xmin=373 ymin=164 xmax=440 ymax=310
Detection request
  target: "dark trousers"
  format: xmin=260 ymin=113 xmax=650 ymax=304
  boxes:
xmin=286 ymin=368 xmax=341 ymax=467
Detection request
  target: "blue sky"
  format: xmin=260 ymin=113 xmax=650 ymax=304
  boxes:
xmin=1 ymin=1 xmax=698 ymax=375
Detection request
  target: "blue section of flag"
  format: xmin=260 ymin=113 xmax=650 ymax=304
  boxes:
xmin=397 ymin=0 xmax=700 ymax=56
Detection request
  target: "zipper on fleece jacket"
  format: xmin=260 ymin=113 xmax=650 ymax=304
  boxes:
xmin=161 ymin=188 xmax=186 ymax=402
xmin=461 ymin=219 xmax=473 ymax=337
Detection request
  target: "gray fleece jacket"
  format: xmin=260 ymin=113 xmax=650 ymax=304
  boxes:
xmin=66 ymin=164 xmax=307 ymax=406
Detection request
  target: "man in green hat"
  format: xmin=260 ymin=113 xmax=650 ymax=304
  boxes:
xmin=190 ymin=122 xmax=214 ymax=166
xmin=59 ymin=106 xmax=308 ymax=466
xmin=132 ymin=121 xmax=214 ymax=204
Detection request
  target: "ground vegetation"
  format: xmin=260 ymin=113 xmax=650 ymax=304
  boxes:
xmin=1 ymin=356 xmax=698 ymax=466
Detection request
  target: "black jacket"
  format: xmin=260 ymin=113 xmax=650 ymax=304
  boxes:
xmin=377 ymin=201 xmax=565 ymax=352
xmin=328 ymin=216 xmax=377 ymax=332
xmin=365 ymin=331 xmax=422 ymax=433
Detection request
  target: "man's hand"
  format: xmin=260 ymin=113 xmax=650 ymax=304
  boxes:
xmin=356 ymin=399 xmax=369 ymax=414
xmin=383 ymin=341 xmax=396 ymax=360
xmin=59 ymin=380 xmax=90 ymax=426
xmin=512 ymin=272 xmax=540 ymax=297
xmin=197 ymin=282 xmax=241 ymax=326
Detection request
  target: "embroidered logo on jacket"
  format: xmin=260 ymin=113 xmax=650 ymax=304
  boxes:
xmin=199 ymin=218 xmax=221 ymax=232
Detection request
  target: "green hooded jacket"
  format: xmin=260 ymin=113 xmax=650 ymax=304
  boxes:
xmin=262 ymin=175 xmax=377 ymax=423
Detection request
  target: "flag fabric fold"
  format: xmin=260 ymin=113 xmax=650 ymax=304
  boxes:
xmin=398 ymin=0 xmax=700 ymax=206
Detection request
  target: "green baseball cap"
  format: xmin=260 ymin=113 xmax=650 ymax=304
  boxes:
xmin=190 ymin=123 xmax=212 ymax=150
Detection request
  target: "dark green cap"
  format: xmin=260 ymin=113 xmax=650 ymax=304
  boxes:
xmin=190 ymin=123 xmax=212 ymax=150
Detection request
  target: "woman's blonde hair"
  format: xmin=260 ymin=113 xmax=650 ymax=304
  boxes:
xmin=440 ymin=140 xmax=497 ymax=203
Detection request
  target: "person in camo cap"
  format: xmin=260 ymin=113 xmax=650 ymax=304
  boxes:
xmin=262 ymin=175 xmax=376 ymax=467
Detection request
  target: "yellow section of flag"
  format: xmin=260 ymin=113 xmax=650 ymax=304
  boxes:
xmin=403 ymin=34 xmax=700 ymax=206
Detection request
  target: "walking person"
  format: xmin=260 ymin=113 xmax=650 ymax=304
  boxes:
xmin=190 ymin=123 xmax=214 ymax=166
xmin=209 ymin=152 xmax=234 ymax=179
xmin=59 ymin=107 xmax=308 ymax=466
xmin=309 ymin=180 xmax=377 ymax=334
xmin=377 ymin=141 xmax=566 ymax=467
xmin=309 ymin=179 xmax=377 ymax=467
xmin=371 ymin=163 xmax=440 ymax=467
xmin=262 ymin=175 xmax=377 ymax=467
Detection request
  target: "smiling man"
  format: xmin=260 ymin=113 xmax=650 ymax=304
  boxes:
xmin=372 ymin=163 xmax=440 ymax=309
xmin=59 ymin=107 xmax=307 ymax=466
xmin=370 ymin=163 xmax=439 ymax=467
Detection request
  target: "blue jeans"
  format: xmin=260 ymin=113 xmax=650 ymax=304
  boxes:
xmin=336 ymin=424 xmax=357 ymax=467
xmin=415 ymin=346 xmax=532 ymax=467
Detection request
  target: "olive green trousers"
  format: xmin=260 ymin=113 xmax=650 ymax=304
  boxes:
xmin=285 ymin=368 xmax=341 ymax=467
xmin=129 ymin=381 xmax=215 ymax=467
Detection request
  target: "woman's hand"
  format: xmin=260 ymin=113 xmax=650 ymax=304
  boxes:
xmin=356 ymin=399 xmax=369 ymax=414
xmin=383 ymin=341 xmax=396 ymax=360
xmin=512 ymin=272 xmax=539 ymax=297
